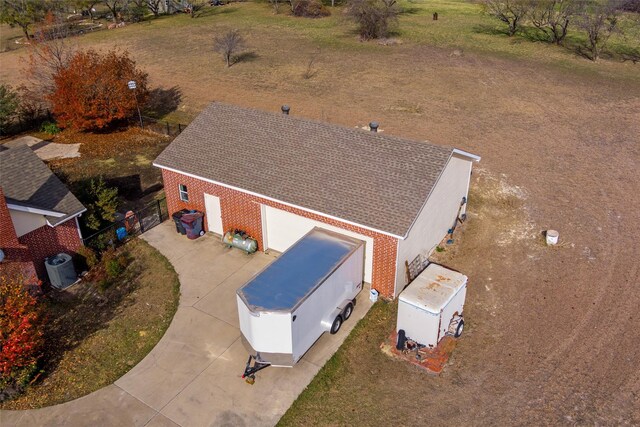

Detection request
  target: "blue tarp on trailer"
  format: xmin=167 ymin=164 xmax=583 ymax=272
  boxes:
xmin=238 ymin=228 xmax=363 ymax=312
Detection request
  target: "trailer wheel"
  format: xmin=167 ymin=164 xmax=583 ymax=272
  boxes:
xmin=330 ymin=315 xmax=342 ymax=334
xmin=454 ymin=319 xmax=464 ymax=338
xmin=343 ymin=302 xmax=354 ymax=321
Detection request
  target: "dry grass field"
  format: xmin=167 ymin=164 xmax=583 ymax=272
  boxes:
xmin=1 ymin=1 xmax=639 ymax=424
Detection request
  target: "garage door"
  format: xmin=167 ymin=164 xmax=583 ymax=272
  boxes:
xmin=204 ymin=194 xmax=223 ymax=235
xmin=262 ymin=205 xmax=374 ymax=283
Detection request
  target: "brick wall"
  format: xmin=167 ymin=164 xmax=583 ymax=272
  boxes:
xmin=162 ymin=169 xmax=398 ymax=297
xmin=18 ymin=218 xmax=83 ymax=280
xmin=0 ymin=188 xmax=37 ymax=280
xmin=0 ymin=188 xmax=20 ymax=249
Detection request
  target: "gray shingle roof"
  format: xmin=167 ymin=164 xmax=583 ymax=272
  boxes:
xmin=154 ymin=102 xmax=454 ymax=237
xmin=0 ymin=145 xmax=85 ymax=226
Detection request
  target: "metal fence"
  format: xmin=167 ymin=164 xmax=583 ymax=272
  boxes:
xmin=4 ymin=110 xmax=53 ymax=135
xmin=82 ymin=197 xmax=168 ymax=252
xmin=140 ymin=116 xmax=186 ymax=137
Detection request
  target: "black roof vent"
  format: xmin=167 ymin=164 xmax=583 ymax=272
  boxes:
xmin=369 ymin=122 xmax=379 ymax=132
xmin=281 ymin=105 xmax=290 ymax=115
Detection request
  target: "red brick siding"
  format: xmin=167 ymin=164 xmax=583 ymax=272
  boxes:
xmin=0 ymin=189 xmax=37 ymax=280
xmin=18 ymin=218 xmax=83 ymax=280
xmin=0 ymin=188 xmax=21 ymax=249
xmin=162 ymin=169 xmax=398 ymax=297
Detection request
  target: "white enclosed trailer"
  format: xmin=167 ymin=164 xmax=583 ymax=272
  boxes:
xmin=237 ymin=227 xmax=364 ymax=379
xmin=397 ymin=263 xmax=468 ymax=348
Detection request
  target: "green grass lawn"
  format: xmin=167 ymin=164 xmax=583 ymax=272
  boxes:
xmin=0 ymin=239 xmax=180 ymax=409
xmin=71 ymin=1 xmax=639 ymax=77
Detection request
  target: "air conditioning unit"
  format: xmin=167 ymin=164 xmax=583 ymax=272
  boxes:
xmin=45 ymin=253 xmax=77 ymax=289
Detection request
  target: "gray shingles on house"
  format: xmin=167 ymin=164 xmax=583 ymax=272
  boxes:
xmin=0 ymin=145 xmax=85 ymax=226
xmin=154 ymin=103 xmax=453 ymax=237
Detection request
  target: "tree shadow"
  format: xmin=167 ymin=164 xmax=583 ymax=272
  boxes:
xmin=233 ymin=51 xmax=259 ymax=65
xmin=472 ymin=23 xmax=509 ymax=37
xmin=197 ymin=5 xmax=240 ymax=18
xmin=518 ymin=27 xmax=551 ymax=43
xmin=144 ymin=86 xmax=182 ymax=118
xmin=104 ymin=175 xmax=142 ymax=201
xmin=573 ymin=44 xmax=596 ymax=61
xmin=399 ymin=6 xmax=423 ymax=15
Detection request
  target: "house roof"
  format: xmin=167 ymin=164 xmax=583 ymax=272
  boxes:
xmin=0 ymin=145 xmax=85 ymax=226
xmin=154 ymin=102 xmax=458 ymax=238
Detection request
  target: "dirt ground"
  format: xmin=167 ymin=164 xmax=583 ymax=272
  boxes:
xmin=1 ymin=7 xmax=639 ymax=423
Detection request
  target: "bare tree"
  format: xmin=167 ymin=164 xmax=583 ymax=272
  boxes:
xmin=529 ymin=0 xmax=581 ymax=45
xmin=302 ymin=49 xmax=320 ymax=79
xmin=188 ymin=0 xmax=208 ymax=17
xmin=26 ymin=16 xmax=76 ymax=93
xmin=145 ymin=0 xmax=163 ymax=16
xmin=346 ymin=0 xmax=400 ymax=40
xmin=213 ymin=29 xmax=246 ymax=67
xmin=482 ymin=0 xmax=531 ymax=37
xmin=103 ymin=0 xmax=122 ymax=23
xmin=576 ymin=0 xmax=620 ymax=61
xmin=20 ymin=14 xmax=76 ymax=113
xmin=269 ymin=0 xmax=281 ymax=14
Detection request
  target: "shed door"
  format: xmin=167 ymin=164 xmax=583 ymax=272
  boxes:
xmin=204 ymin=194 xmax=223 ymax=235
xmin=263 ymin=205 xmax=374 ymax=283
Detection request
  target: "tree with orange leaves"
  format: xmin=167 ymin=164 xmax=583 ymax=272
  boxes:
xmin=48 ymin=49 xmax=149 ymax=131
xmin=0 ymin=275 xmax=44 ymax=396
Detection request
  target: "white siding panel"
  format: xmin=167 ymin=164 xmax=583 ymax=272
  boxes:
xmin=395 ymin=156 xmax=472 ymax=295
xmin=9 ymin=209 xmax=47 ymax=237
xmin=263 ymin=206 xmax=374 ymax=283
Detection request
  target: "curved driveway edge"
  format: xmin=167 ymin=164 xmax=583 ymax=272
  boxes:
xmin=1 ymin=222 xmax=372 ymax=426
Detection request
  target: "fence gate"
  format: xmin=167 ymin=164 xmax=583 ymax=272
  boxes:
xmin=83 ymin=198 xmax=167 ymax=252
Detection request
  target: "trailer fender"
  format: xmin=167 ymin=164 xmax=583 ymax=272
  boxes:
xmin=321 ymin=306 xmax=345 ymax=332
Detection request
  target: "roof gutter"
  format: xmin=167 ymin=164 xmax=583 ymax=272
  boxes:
xmin=452 ymin=148 xmax=481 ymax=162
xmin=7 ymin=203 xmax=66 ymax=217
xmin=154 ymin=163 xmax=404 ymax=240
xmin=46 ymin=208 xmax=87 ymax=227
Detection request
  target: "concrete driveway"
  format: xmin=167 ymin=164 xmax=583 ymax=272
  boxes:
xmin=1 ymin=221 xmax=372 ymax=427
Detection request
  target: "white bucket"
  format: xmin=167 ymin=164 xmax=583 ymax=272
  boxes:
xmin=546 ymin=230 xmax=559 ymax=245
xmin=370 ymin=289 xmax=379 ymax=303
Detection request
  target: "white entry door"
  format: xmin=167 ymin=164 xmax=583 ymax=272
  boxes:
xmin=204 ymin=194 xmax=223 ymax=235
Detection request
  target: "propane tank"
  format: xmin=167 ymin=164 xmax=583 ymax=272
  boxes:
xmin=222 ymin=230 xmax=258 ymax=254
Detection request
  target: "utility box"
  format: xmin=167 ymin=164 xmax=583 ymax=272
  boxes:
xmin=45 ymin=253 xmax=77 ymax=290
xmin=397 ymin=263 xmax=467 ymax=348
xmin=237 ymin=227 xmax=365 ymax=367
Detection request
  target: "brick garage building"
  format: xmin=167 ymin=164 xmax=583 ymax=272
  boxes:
xmin=155 ymin=103 xmax=480 ymax=298
xmin=0 ymin=145 xmax=85 ymax=281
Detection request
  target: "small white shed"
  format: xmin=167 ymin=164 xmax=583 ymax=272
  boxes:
xmin=397 ymin=264 xmax=468 ymax=348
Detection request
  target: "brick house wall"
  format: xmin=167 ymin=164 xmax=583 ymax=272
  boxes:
xmin=0 ymin=188 xmax=37 ymax=281
xmin=162 ymin=169 xmax=398 ymax=297
xmin=18 ymin=218 xmax=83 ymax=280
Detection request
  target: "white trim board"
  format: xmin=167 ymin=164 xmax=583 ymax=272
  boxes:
xmin=7 ymin=204 xmax=65 ymax=217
